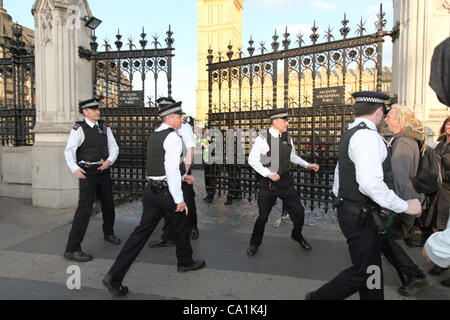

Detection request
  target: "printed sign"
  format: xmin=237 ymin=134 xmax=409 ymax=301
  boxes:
xmin=118 ymin=91 xmax=144 ymax=107
xmin=313 ymin=86 xmax=345 ymax=106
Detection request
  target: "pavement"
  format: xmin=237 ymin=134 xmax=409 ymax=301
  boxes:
xmin=0 ymin=169 xmax=449 ymax=300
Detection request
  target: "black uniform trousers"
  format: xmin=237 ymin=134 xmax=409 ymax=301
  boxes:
xmin=65 ymin=167 xmax=115 ymax=253
xmin=250 ymin=175 xmax=305 ymax=247
xmin=203 ymin=163 xmax=215 ymax=199
xmin=313 ymin=200 xmax=384 ymax=300
xmin=161 ymin=181 xmax=198 ymax=241
xmin=108 ymin=183 xmax=193 ymax=282
xmin=381 ymin=228 xmax=424 ymax=284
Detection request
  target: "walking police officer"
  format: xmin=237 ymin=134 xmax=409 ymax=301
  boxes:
xmin=179 ymin=115 xmax=199 ymax=239
xmin=305 ymin=91 xmax=422 ymax=300
xmin=63 ymin=98 xmax=121 ymax=263
xmin=148 ymin=102 xmax=200 ymax=247
xmin=202 ymin=122 xmax=216 ymax=202
xmin=247 ymin=108 xmax=320 ymax=256
xmin=102 ymin=99 xmax=205 ymax=297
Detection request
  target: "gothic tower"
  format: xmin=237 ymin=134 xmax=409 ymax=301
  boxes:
xmin=196 ymin=0 xmax=243 ymax=122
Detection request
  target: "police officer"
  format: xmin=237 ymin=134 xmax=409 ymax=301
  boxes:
xmin=247 ymin=108 xmax=320 ymax=256
xmin=147 ymin=105 xmax=200 ymax=247
xmin=102 ymin=99 xmax=205 ymax=297
xmin=305 ymin=91 xmax=422 ymax=300
xmin=181 ymin=115 xmax=200 ymax=239
xmin=63 ymin=98 xmax=121 ymax=263
xmin=202 ymin=122 xmax=216 ymax=202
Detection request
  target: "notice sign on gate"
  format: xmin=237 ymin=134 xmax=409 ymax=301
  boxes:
xmin=313 ymin=86 xmax=345 ymax=106
xmin=119 ymin=91 xmax=144 ymax=107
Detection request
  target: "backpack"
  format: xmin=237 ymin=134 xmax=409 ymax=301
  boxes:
xmin=411 ymin=141 xmax=442 ymax=195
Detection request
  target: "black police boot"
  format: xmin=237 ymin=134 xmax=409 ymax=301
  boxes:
xmin=102 ymin=274 xmax=129 ymax=297
xmin=291 ymin=233 xmax=312 ymax=251
xmin=299 ymin=238 xmax=312 ymax=251
xmin=441 ymin=278 xmax=450 ymax=287
xmin=63 ymin=251 xmax=93 ymax=263
xmin=148 ymin=239 xmax=175 ymax=248
xmin=246 ymin=245 xmax=258 ymax=256
xmin=191 ymin=227 xmax=199 ymax=240
xmin=104 ymin=234 xmax=121 ymax=245
xmin=429 ymin=265 xmax=448 ymax=276
xmin=397 ymin=275 xmax=429 ymax=297
xmin=224 ymin=198 xmax=233 ymax=206
xmin=177 ymin=259 xmax=206 ymax=273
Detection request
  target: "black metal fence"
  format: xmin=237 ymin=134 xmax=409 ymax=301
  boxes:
xmin=91 ymin=27 xmax=174 ymax=202
xmin=206 ymin=5 xmax=395 ymax=211
xmin=0 ymin=23 xmax=35 ymax=146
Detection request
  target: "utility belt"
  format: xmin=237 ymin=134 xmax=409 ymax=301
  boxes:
xmin=259 ymin=171 xmax=291 ymax=191
xmin=78 ymin=160 xmax=102 ymax=169
xmin=334 ymin=197 xmax=387 ymax=235
xmin=148 ymin=179 xmax=169 ymax=194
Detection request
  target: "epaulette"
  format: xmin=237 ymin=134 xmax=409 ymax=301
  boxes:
xmin=357 ymin=122 xmax=368 ymax=129
xmin=73 ymin=121 xmax=84 ymax=130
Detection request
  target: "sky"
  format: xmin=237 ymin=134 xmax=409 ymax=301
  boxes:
xmin=4 ymin=0 xmax=393 ymax=117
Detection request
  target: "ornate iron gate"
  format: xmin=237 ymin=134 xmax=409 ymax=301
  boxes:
xmin=0 ymin=23 xmax=35 ymax=146
xmin=206 ymin=5 xmax=396 ymax=212
xmin=91 ymin=27 xmax=174 ymax=202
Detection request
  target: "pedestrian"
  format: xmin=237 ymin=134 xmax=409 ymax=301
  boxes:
xmin=306 ymin=91 xmax=422 ymax=300
xmin=102 ymin=99 xmax=205 ymax=297
xmin=383 ymin=105 xmax=429 ymax=296
xmin=427 ymin=116 xmax=450 ymax=277
xmin=202 ymin=123 xmax=215 ymax=203
xmin=246 ymin=108 xmax=320 ymax=256
xmin=148 ymin=110 xmax=200 ymax=247
xmin=63 ymin=98 xmax=121 ymax=263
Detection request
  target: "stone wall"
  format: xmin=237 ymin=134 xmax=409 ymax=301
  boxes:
xmin=0 ymin=147 xmax=32 ymax=199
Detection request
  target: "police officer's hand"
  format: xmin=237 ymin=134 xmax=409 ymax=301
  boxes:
xmin=405 ymin=199 xmax=422 ymax=217
xmin=97 ymin=160 xmax=112 ymax=171
xmin=183 ymin=175 xmax=195 ymax=184
xmin=176 ymin=202 xmax=189 ymax=216
xmin=268 ymin=172 xmax=280 ymax=182
xmin=74 ymin=169 xmax=86 ymax=180
xmin=307 ymin=164 xmax=320 ymax=172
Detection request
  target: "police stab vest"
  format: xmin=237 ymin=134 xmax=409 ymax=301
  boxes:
xmin=338 ymin=122 xmax=394 ymax=205
xmin=259 ymin=130 xmax=292 ymax=178
xmin=75 ymin=120 xmax=109 ymax=163
xmin=146 ymin=128 xmax=186 ymax=177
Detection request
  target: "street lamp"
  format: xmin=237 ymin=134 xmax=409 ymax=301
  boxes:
xmin=82 ymin=16 xmax=102 ymax=30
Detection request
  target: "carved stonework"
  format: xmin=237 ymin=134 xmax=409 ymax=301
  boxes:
xmin=39 ymin=0 xmax=54 ymax=45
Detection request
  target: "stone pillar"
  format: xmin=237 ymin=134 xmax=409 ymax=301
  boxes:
xmin=392 ymin=0 xmax=450 ymax=137
xmin=31 ymin=0 xmax=94 ymax=208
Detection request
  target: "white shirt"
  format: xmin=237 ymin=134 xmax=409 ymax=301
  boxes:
xmin=332 ymin=118 xmax=408 ymax=213
xmin=177 ymin=123 xmax=195 ymax=149
xmin=177 ymin=123 xmax=195 ymax=165
xmin=248 ymin=127 xmax=310 ymax=177
xmin=147 ymin=123 xmax=184 ymax=204
xmin=64 ymin=118 xmax=119 ymax=174
xmin=425 ymin=219 xmax=450 ymax=268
